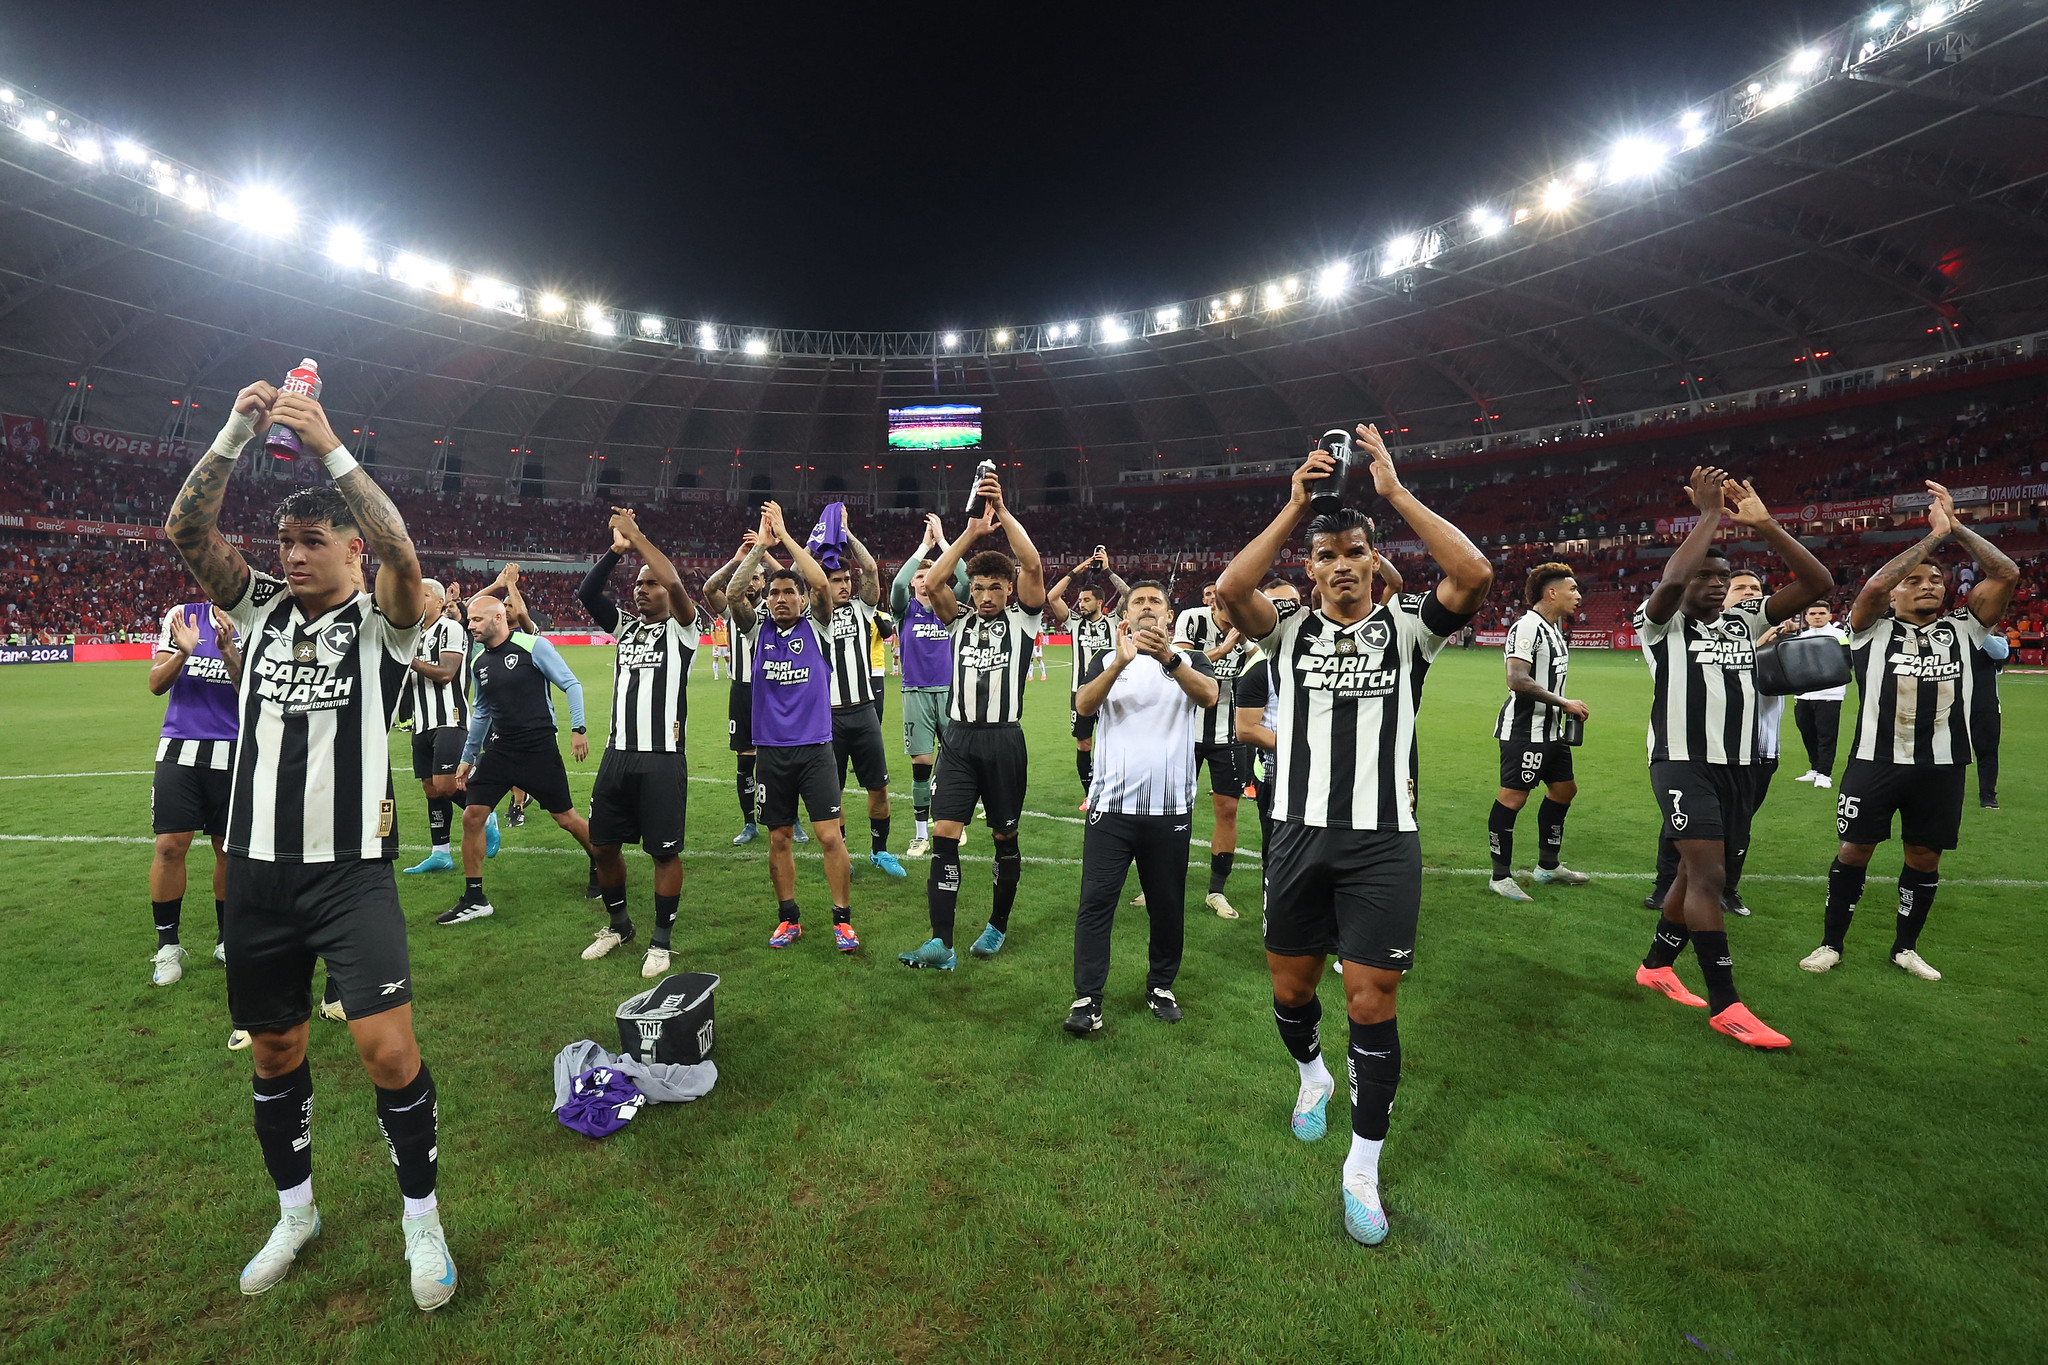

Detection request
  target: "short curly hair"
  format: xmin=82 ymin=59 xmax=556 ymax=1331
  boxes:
xmin=1523 ymin=562 xmax=1575 ymax=606
xmin=966 ymin=551 xmax=1017 ymax=584
xmin=274 ymin=486 xmax=358 ymax=534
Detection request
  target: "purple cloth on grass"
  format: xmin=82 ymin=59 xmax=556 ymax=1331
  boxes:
xmin=806 ymin=501 xmax=849 ymax=571
xmin=557 ymin=1066 xmax=646 ymax=1139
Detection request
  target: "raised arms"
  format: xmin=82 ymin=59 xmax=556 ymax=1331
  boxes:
xmin=846 ymin=528 xmax=881 ymax=608
xmin=612 ymin=507 xmax=695 ymax=623
xmin=1933 ymin=483 xmax=2020 ymax=626
xmin=726 ymin=529 xmax=770 ymax=636
xmin=1643 ymin=466 xmax=1732 ymax=626
xmin=1359 ymin=425 xmax=1491 ymax=618
xmin=1722 ymin=479 xmax=1833 ymax=624
xmin=164 ymin=385 xmax=269 ymax=608
xmin=268 ymin=392 xmax=424 ymax=627
xmin=762 ymin=501 xmax=833 ymax=624
xmin=987 ymin=476 xmax=1049 ymax=615
xmin=922 ymin=500 xmax=994 ymax=627
xmin=1216 ymin=450 xmax=1328 ymax=644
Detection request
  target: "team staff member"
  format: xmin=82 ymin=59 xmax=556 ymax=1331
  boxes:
xmin=439 ymin=596 xmax=598 ymax=930
xmin=1801 ymin=482 xmax=2018 ymax=980
xmin=1486 ymin=562 xmax=1591 ymax=901
xmin=1046 ymin=547 xmax=1129 ymax=803
xmin=728 ymin=502 xmax=859 ymax=950
xmin=145 ymin=600 xmax=242 ymax=1000
xmin=1630 ymin=470 xmax=1830 ymax=1048
xmin=820 ymin=516 xmax=906 ymax=878
xmin=1064 ymin=582 xmax=1218 ymax=1034
xmin=899 ymin=470 xmax=1053 ymax=971
xmin=1216 ymin=424 xmax=1492 ymax=1248
xmin=164 ymin=380 xmax=456 ymax=1309
xmin=1790 ymin=603 xmax=1850 ymax=789
xmin=399 ymin=579 xmax=468 ymax=876
xmin=577 ymin=509 xmax=696 ymax=974
xmin=892 ymin=514 xmax=968 ymax=858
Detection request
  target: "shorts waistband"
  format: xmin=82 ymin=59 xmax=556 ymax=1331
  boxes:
xmin=950 ymin=720 xmax=1022 ymax=731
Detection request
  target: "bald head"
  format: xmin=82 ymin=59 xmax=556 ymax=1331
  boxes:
xmin=467 ymin=593 xmax=509 ymax=646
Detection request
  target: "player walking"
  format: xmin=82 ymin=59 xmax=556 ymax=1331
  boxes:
xmin=1047 ymin=548 xmax=1128 ymax=807
xmin=164 ymin=380 xmax=456 ymax=1309
xmin=398 ymin=579 xmax=468 ymax=876
xmin=728 ymin=503 xmax=859 ymax=950
xmin=892 ymin=514 xmax=968 ymax=857
xmin=1799 ymin=481 xmax=2018 ymax=980
xmin=1631 ymin=469 xmax=1830 ymax=1048
xmin=438 ymin=596 xmax=598 ymax=930
xmin=1063 ymin=581 xmax=1219 ymax=1033
xmin=145 ymin=600 xmax=241 ymax=1005
xmin=1216 ymin=424 xmax=1491 ymax=1248
xmin=577 ymin=509 xmax=696 ymax=972
xmin=1486 ymin=562 xmax=1591 ymax=900
xmin=898 ymin=470 xmax=1052 ymax=970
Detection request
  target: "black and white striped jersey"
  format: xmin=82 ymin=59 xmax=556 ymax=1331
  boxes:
xmin=406 ymin=615 xmax=470 ymax=732
xmin=1174 ymin=606 xmax=1217 ymax=652
xmin=1632 ymin=596 xmax=1771 ymax=765
xmin=826 ymin=601 xmax=879 ymax=707
xmin=1493 ymin=611 xmax=1571 ymax=743
xmin=1847 ymin=607 xmax=1994 ymax=765
xmin=222 ymin=571 xmax=421 ymax=863
xmin=1259 ymin=593 xmax=1468 ymax=831
xmin=948 ymin=604 xmax=1045 ymax=724
xmin=1069 ymin=609 xmax=1120 ymax=695
xmin=1079 ymin=647 xmax=1214 ymax=815
xmin=156 ymin=737 xmax=233 ymax=769
xmin=1197 ymin=637 xmax=1253 ymax=747
xmin=606 ymin=614 xmax=696 ymax=753
xmin=726 ymin=606 xmax=757 ymax=683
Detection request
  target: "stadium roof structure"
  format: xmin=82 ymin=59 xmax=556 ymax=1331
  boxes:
xmin=3 ymin=0 xmax=2048 ymax=504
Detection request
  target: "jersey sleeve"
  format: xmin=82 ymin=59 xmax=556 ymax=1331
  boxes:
xmin=1172 ymin=608 xmax=1200 ymax=645
xmin=366 ymin=592 xmax=423 ymax=664
xmin=1632 ymin=600 xmax=1674 ymax=646
xmin=225 ymin=569 xmax=288 ymax=635
xmin=1181 ymin=648 xmax=1215 ymax=678
xmin=1504 ymin=613 xmax=1536 ymax=663
xmin=1947 ymin=605 xmax=1994 ymax=647
xmin=1729 ymin=596 xmax=1772 ymax=642
xmin=1256 ymin=602 xmax=1305 ymax=655
xmin=155 ymin=605 xmax=181 ymax=654
xmin=1233 ymin=655 xmax=1270 ymax=712
xmin=1393 ymin=591 xmax=1461 ymax=661
xmin=1014 ymin=605 xmax=1045 ymax=640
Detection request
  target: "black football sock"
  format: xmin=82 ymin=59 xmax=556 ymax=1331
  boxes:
xmin=1724 ymin=839 xmax=1751 ymax=899
xmin=1347 ymin=1017 xmax=1401 ymax=1142
xmin=252 ymin=1060 xmax=314 ymax=1194
xmin=1273 ymin=995 xmax=1324 ymax=1064
xmin=1209 ymin=852 xmax=1234 ymax=896
xmin=651 ymin=893 xmax=679 ymax=951
xmin=911 ymin=760 xmax=933 ymax=824
xmin=927 ymin=837 xmax=961 ymax=946
xmin=214 ymin=897 xmax=225 ymax=941
xmin=1643 ymin=916 xmax=1689 ymax=969
xmin=1691 ymin=930 xmax=1738 ymax=1014
xmin=1535 ymin=798 xmax=1569 ymax=870
xmin=152 ymin=898 xmax=182 ymax=948
xmin=777 ymin=897 xmax=800 ymax=926
xmin=465 ymin=876 xmax=485 ymax=903
xmin=1823 ymin=858 xmax=1867 ymax=951
xmin=1891 ymin=866 xmax=1940 ymax=956
xmin=601 ymin=885 xmax=632 ymax=934
xmin=1487 ymin=801 xmax=1518 ymax=880
xmin=373 ymin=1062 xmax=439 ymax=1201
xmin=1076 ymin=749 xmax=1093 ymax=791
xmin=427 ymin=797 xmax=453 ymax=848
xmin=989 ymin=835 xmax=1021 ymax=932
xmin=736 ymin=754 xmax=757 ymax=823
xmin=1651 ymin=835 xmax=1679 ymax=907
xmin=872 ymin=816 xmax=891 ymax=856
xmin=832 ymin=904 xmax=852 ymax=925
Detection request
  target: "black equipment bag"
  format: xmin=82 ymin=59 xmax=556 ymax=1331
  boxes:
xmin=616 ymin=972 xmax=719 ymax=1065
xmin=1753 ymin=631 xmax=1850 ymax=696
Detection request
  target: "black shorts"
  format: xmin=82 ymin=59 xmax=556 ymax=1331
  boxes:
xmin=466 ymin=732 xmax=574 ymax=814
xmin=1071 ymin=705 xmax=1097 ymax=741
xmin=1261 ymin=823 xmax=1422 ymax=971
xmin=1649 ymin=760 xmax=1750 ymax=844
xmin=1837 ymin=759 xmax=1967 ymax=851
xmin=411 ymin=726 xmax=464 ymax=779
xmin=831 ymin=704 xmax=891 ymax=792
xmin=932 ymin=722 xmax=1028 ymax=833
xmin=223 ymin=855 xmax=413 ymax=1032
xmin=1196 ymin=742 xmax=1247 ymax=798
xmin=589 ymin=748 xmax=688 ymax=855
xmin=1499 ymin=741 xmax=1576 ymax=792
xmin=152 ymin=760 xmax=232 ymax=837
xmin=728 ymin=682 xmax=754 ymax=752
xmin=758 ymin=743 xmax=843 ymax=828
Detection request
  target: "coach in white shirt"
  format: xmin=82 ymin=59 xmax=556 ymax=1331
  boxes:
xmin=1063 ymin=580 xmax=1219 ymax=1035
xmin=1790 ymin=603 xmax=1849 ymax=788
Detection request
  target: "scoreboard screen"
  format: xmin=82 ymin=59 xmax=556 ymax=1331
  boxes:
xmin=888 ymin=404 xmax=982 ymax=450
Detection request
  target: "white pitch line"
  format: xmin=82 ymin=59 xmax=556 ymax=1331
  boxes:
xmin=0 ymin=770 xmax=154 ymax=780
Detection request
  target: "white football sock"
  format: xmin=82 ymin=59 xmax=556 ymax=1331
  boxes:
xmin=1298 ymin=1055 xmax=1333 ymax=1088
xmin=279 ymin=1178 xmax=314 ymax=1210
xmin=402 ymin=1192 xmax=438 ymax=1220
xmin=1344 ymin=1134 xmax=1383 ymax=1186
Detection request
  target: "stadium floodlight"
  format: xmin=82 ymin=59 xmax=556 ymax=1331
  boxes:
xmin=941 ymin=331 xmax=960 ymax=350
xmin=743 ymin=336 xmax=769 ymax=356
xmin=1155 ymin=306 xmax=1180 ymax=328
xmin=0 ymin=89 xmax=13 ymax=104
xmin=113 ymin=138 xmax=145 ymax=163
xmin=639 ymin=315 xmax=664 ymax=336
xmin=1606 ymin=136 xmax=1666 ymax=181
xmin=696 ymin=323 xmax=719 ymax=349
xmin=1282 ymin=276 xmax=1300 ymax=296
xmin=538 ymin=293 xmax=567 ymax=314
xmin=1571 ymin=160 xmax=1597 ymax=184
xmin=42 ymin=108 xmax=55 ymax=121
xmin=1099 ymin=316 xmax=1130 ymax=343
xmin=1063 ymin=322 xmax=1079 ymax=338
xmin=1379 ymin=237 xmax=1414 ymax=277
xmin=1923 ymin=3 xmax=1948 ymax=23
xmin=1760 ymin=82 xmax=1798 ymax=109
xmin=1746 ymin=81 xmax=1765 ymax=95
xmin=1868 ymin=6 xmax=1898 ymax=26
xmin=1789 ymin=47 xmax=1824 ymax=73
xmin=1263 ymin=282 xmax=1286 ymax=310
xmin=1679 ymin=108 xmax=1704 ymax=129
xmin=19 ymin=119 xmax=55 ymax=145
xmin=324 ymin=225 xmax=366 ymax=265
xmin=1227 ymin=291 xmax=1243 ymax=307
xmin=1208 ymin=297 xmax=1226 ymax=319
xmin=1541 ymin=178 xmax=1573 ymax=211
xmin=1317 ymin=261 xmax=1350 ymax=296
xmin=992 ymin=328 xmax=1011 ymax=346
xmin=70 ymin=137 xmax=100 ymax=163
xmin=1470 ymin=207 xmax=1504 ymax=236
xmin=181 ymin=180 xmax=208 ymax=211
xmin=1682 ymin=123 xmax=1709 ymax=151
xmin=232 ymin=185 xmax=296 ymax=235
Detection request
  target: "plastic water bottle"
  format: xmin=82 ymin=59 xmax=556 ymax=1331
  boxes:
xmin=265 ymin=359 xmax=322 ymax=460
xmin=964 ymin=458 xmax=998 ymax=518
xmin=1312 ymin=428 xmax=1354 ymax=517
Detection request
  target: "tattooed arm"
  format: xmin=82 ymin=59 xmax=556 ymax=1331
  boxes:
xmin=164 ymin=382 xmax=272 ymax=608
xmin=266 ymin=391 xmax=425 ymax=627
xmin=1929 ymin=482 xmax=2021 ymax=626
xmin=1849 ymin=529 xmax=1945 ymax=633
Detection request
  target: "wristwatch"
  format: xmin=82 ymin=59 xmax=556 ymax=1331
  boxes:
xmin=1162 ymin=650 xmax=1184 ymax=672
xmin=571 ymin=726 xmax=587 ymax=735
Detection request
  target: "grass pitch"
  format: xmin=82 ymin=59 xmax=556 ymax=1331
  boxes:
xmin=1 ymin=646 xmax=2044 ymax=1363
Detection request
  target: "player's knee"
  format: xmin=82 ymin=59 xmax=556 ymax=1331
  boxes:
xmin=1495 ymin=788 xmax=1528 ymax=811
xmin=1836 ymin=841 xmax=1876 ymax=867
xmin=1344 ymin=972 xmax=1399 ymax=1025
xmin=250 ymin=1031 xmax=306 ymax=1077
xmin=1075 ymin=738 xmax=1091 ymax=753
xmin=1902 ymin=845 xmax=1942 ymax=873
xmin=1548 ymin=781 xmax=1577 ymax=804
xmin=358 ymin=1036 xmax=419 ymax=1088
xmin=153 ymin=831 xmax=194 ymax=859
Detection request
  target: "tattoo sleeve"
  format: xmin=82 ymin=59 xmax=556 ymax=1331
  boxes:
xmin=332 ymin=466 xmax=423 ymax=622
xmin=163 ymin=452 xmax=251 ymax=609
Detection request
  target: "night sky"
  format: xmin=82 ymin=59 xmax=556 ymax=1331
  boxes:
xmin=1 ymin=1 xmax=1847 ymax=330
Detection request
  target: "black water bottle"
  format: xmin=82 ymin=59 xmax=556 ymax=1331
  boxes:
xmin=964 ymin=458 xmax=998 ymax=517
xmin=1312 ymin=428 xmax=1354 ymax=517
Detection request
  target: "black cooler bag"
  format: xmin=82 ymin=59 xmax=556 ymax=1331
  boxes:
xmin=616 ymin=973 xmax=720 ymax=1065
xmin=1753 ymin=632 xmax=1851 ymax=696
